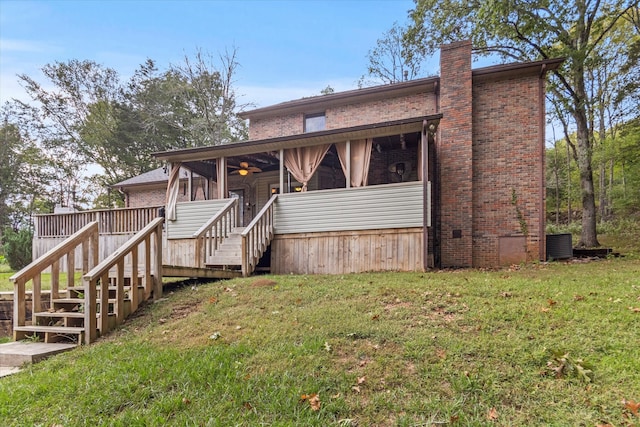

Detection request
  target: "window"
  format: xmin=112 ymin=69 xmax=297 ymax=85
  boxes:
xmin=304 ymin=112 xmax=326 ymax=133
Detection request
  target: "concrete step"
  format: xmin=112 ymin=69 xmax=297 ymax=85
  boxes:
xmin=0 ymin=341 xmax=77 ymax=369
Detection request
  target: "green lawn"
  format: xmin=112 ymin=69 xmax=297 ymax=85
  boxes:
xmin=1 ymin=258 xmax=639 ymax=426
xmin=0 ymin=271 xmax=82 ymax=292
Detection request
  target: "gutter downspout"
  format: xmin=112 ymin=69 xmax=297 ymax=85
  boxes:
xmin=538 ymin=64 xmax=547 ymax=262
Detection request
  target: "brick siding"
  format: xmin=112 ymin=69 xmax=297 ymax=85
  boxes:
xmin=472 ymin=75 xmax=544 ymax=266
xmin=438 ymin=41 xmax=474 ymax=267
xmin=249 ymin=93 xmax=438 ymax=140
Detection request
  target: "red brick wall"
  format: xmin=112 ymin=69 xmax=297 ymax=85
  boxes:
xmin=249 ymin=93 xmax=437 ymax=140
xmin=125 ymin=179 xmax=208 ymax=208
xmin=472 ymin=75 xmax=545 ymax=266
xmin=438 ymin=41 xmax=474 ymax=267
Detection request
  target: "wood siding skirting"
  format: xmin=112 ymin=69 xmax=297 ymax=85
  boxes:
xmin=271 ymin=228 xmax=424 ymax=275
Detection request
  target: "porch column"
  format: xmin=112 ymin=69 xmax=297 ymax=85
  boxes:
xmin=422 ymin=120 xmax=430 ymax=270
xmin=217 ymin=157 xmax=227 ymax=199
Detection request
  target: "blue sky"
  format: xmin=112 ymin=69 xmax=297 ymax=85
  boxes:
xmin=0 ymin=0 xmax=437 ymax=108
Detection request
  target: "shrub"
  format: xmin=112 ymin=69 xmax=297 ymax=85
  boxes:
xmin=2 ymin=227 xmax=33 ymax=271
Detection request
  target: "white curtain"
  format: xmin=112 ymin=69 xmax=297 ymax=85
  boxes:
xmin=284 ymin=145 xmax=331 ymax=191
xmin=165 ymin=162 xmax=182 ymax=221
xmin=336 ymin=138 xmax=373 ymax=187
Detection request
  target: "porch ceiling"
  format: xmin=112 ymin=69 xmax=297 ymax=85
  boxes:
xmin=154 ymin=114 xmax=442 ymax=164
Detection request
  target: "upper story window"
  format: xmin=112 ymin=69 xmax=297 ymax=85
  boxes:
xmin=304 ymin=112 xmax=326 ymax=133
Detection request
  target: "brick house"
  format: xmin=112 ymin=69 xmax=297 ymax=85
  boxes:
xmin=113 ymin=166 xmax=210 ymax=208
xmin=145 ymin=40 xmax=561 ymax=273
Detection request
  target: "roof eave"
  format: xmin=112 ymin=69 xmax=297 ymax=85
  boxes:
xmin=240 ymin=77 xmax=439 ymax=120
xmin=154 ymin=114 xmax=442 ymax=163
xmin=472 ymin=57 xmax=565 ymax=82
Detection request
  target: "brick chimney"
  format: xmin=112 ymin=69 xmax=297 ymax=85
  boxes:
xmin=438 ymin=40 xmax=473 ymax=267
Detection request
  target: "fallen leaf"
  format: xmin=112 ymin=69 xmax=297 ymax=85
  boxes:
xmin=436 ymin=348 xmax=447 ymax=360
xmin=487 ymin=407 xmax=498 ymax=421
xmin=243 ymin=402 xmax=253 ymax=410
xmin=623 ymin=399 xmax=640 ymax=416
xmin=371 ymin=314 xmax=380 ymax=321
xmin=541 ymin=307 xmax=550 ymax=313
xmin=324 ymin=341 xmax=332 ymax=352
xmin=548 ymin=299 xmax=557 ymax=306
xmin=574 ymin=295 xmax=585 ymax=301
xmin=450 ymin=414 xmax=460 ymax=423
xmin=309 ymin=394 xmax=321 ymax=411
xmin=331 ymin=392 xmax=341 ymax=399
xmin=596 ymin=424 xmax=613 ymax=427
xmin=629 ymin=307 xmax=640 ymax=313
xmin=208 ymin=296 xmax=217 ymax=304
xmin=357 ymin=376 xmax=366 ymax=385
xmin=158 ymin=318 xmax=167 ymax=324
xmin=352 ymin=385 xmax=361 ymax=393
xmin=182 ymin=397 xmax=191 ymax=405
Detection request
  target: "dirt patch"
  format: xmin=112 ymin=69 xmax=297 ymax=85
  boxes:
xmin=251 ymin=279 xmax=277 ymax=288
xmin=170 ymin=302 xmax=202 ymax=320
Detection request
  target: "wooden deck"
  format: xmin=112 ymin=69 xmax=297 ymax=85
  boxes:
xmin=162 ymin=265 xmax=243 ymax=279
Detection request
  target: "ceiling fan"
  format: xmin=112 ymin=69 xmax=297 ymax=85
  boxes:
xmin=229 ymin=161 xmax=262 ymax=176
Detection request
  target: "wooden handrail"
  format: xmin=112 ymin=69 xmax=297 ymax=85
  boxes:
xmin=10 ymin=222 xmax=98 ymax=284
xmin=193 ymin=198 xmax=237 ymax=238
xmin=241 ymin=194 xmax=277 ymax=276
xmin=241 ymin=195 xmax=277 ymax=238
xmin=82 ymin=217 xmax=164 ymax=344
xmin=11 ymin=222 xmax=99 ymax=340
xmin=34 ymin=206 xmax=162 ymax=237
xmin=193 ymin=198 xmax=238 ymax=268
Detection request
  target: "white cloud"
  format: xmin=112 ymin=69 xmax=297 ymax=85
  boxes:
xmin=0 ymin=38 xmax=49 ymax=53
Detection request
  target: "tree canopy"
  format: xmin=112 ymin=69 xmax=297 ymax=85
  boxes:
xmin=401 ymin=0 xmax=639 ymax=246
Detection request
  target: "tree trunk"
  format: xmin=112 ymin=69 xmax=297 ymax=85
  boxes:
xmin=574 ymin=109 xmax=600 ymax=247
xmin=566 ymin=138 xmax=572 ymax=224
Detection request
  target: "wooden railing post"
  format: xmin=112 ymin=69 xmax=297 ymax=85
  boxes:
xmin=241 ymin=194 xmax=277 ymax=277
xmin=10 ymin=222 xmax=99 ymax=343
xmin=153 ymin=222 xmax=163 ymax=300
xmin=82 ymin=217 xmax=164 ymax=343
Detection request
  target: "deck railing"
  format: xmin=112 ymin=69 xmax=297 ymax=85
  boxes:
xmin=10 ymin=222 xmax=99 ymax=338
xmin=193 ymin=198 xmax=238 ymax=268
xmin=34 ymin=206 xmax=162 ymax=238
xmin=82 ymin=217 xmax=164 ymax=344
xmin=241 ymin=194 xmax=277 ymax=276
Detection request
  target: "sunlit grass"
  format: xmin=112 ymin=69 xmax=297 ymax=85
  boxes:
xmin=1 ymin=259 xmax=639 ymax=426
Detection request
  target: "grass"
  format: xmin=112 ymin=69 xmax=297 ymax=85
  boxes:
xmin=0 ymin=271 xmax=82 ymax=292
xmin=1 ymin=258 xmax=639 ymax=426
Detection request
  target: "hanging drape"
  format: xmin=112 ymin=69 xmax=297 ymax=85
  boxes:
xmin=284 ymin=145 xmax=331 ymax=191
xmin=165 ymin=162 xmax=182 ymax=221
xmin=336 ymin=138 xmax=373 ymax=187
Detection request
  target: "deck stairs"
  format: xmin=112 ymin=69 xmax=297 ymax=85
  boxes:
xmin=206 ymin=227 xmax=244 ymax=269
xmin=13 ymin=276 xmax=148 ymax=344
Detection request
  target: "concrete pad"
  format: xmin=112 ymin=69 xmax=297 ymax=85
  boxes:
xmin=0 ymin=367 xmax=21 ymax=377
xmin=0 ymin=341 xmax=77 ymax=368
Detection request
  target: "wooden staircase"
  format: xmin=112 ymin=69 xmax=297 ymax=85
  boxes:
xmin=195 ymin=195 xmax=277 ymax=277
xmin=11 ymin=218 xmax=164 ymax=345
xmin=14 ymin=278 xmax=145 ymax=344
xmin=206 ymin=227 xmax=244 ymax=269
